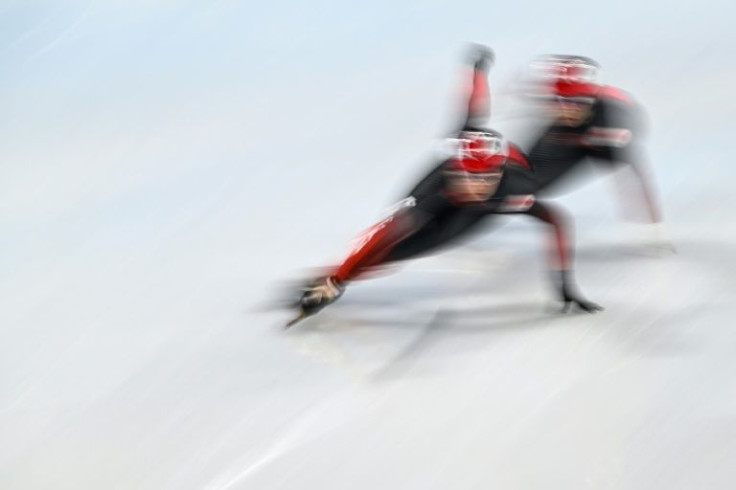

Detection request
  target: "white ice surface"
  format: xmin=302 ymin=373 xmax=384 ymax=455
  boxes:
xmin=2 ymin=2 xmax=736 ymax=489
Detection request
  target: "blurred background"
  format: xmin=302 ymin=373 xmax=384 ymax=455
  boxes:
xmin=2 ymin=0 xmax=736 ymax=489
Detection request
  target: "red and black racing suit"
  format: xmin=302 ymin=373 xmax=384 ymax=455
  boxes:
xmin=527 ymin=87 xmax=661 ymax=222
xmin=316 ymin=49 xmax=597 ymax=310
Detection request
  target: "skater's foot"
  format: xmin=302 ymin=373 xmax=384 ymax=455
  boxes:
xmin=299 ymin=276 xmax=345 ymax=316
xmin=553 ymin=270 xmax=603 ymax=314
xmin=560 ymin=292 xmax=604 ymax=314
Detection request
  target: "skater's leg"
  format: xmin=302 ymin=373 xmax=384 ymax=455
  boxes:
xmin=524 ymin=201 xmax=571 ymax=271
xmin=294 ymin=204 xmax=439 ymax=319
xmin=333 ymin=207 xmax=424 ymax=283
xmin=383 ymin=209 xmax=491 ymax=263
xmin=522 ymin=201 xmax=602 ymax=312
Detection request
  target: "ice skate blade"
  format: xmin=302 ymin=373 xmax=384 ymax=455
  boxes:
xmin=285 ymin=309 xmax=309 ymax=329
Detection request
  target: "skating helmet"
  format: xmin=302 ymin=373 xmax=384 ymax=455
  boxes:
xmin=530 ymin=55 xmax=601 ymax=103
xmin=450 ymin=129 xmax=509 ymax=174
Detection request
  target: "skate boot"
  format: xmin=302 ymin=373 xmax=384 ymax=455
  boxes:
xmin=286 ymin=276 xmax=345 ymax=327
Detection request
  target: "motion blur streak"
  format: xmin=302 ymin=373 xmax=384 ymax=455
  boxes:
xmin=1 ymin=1 xmax=736 ymax=489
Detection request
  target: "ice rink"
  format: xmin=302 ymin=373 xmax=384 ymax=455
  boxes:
xmin=2 ymin=1 xmax=736 ymax=489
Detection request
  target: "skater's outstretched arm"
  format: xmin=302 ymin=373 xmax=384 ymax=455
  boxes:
xmin=401 ymin=45 xmax=500 ymax=200
xmin=586 ymin=97 xmax=662 ymax=224
xmin=455 ymin=44 xmax=494 ymax=133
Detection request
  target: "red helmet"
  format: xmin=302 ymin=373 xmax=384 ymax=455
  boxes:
xmin=531 ymin=55 xmax=601 ymax=102
xmin=450 ymin=129 xmax=508 ymax=173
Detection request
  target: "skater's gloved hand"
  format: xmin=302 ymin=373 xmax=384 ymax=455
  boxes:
xmin=467 ymin=44 xmax=494 ymax=72
xmin=622 ymin=222 xmax=677 ymax=256
xmin=644 ymin=222 xmax=676 ymax=254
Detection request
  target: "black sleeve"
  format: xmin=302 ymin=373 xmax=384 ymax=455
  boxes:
xmin=585 ymin=98 xmax=640 ymax=166
xmin=498 ymin=163 xmax=538 ymax=196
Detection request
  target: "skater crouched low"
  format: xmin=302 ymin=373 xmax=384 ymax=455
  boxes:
xmin=291 ymin=129 xmax=601 ymax=326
